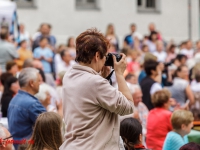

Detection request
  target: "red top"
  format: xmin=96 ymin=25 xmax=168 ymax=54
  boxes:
xmin=127 ymin=61 xmax=140 ymax=74
xmin=146 ymin=108 xmax=172 ymax=150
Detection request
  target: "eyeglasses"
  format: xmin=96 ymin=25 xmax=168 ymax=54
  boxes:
xmin=0 ymin=135 xmax=13 ymax=146
xmin=3 ymin=135 xmax=13 ymax=141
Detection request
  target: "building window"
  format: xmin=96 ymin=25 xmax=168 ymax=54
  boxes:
xmin=15 ymin=0 xmax=35 ymax=8
xmin=76 ymin=0 xmax=98 ymax=10
xmin=137 ymin=0 xmax=160 ymax=13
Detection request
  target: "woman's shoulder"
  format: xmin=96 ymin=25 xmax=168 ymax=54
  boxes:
xmin=150 ymin=108 xmax=171 ymax=116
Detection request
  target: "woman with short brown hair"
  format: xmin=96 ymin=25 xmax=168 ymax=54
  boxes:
xmin=60 ymin=28 xmax=134 ymax=150
xmin=146 ymin=89 xmax=173 ymax=150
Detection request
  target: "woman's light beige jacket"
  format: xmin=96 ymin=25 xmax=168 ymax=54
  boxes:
xmin=60 ymin=64 xmax=134 ymax=150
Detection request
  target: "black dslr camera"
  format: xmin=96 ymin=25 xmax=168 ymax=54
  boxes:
xmin=105 ymin=53 xmax=122 ymax=67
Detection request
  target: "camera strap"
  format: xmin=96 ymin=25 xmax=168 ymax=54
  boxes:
xmin=105 ymin=70 xmax=115 ymax=85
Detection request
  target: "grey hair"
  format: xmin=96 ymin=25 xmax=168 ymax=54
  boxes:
xmin=0 ymin=123 xmax=6 ymax=139
xmin=128 ymin=84 xmax=141 ymax=95
xmin=18 ymin=68 xmax=39 ymax=87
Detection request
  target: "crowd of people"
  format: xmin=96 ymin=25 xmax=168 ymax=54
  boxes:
xmin=0 ymin=20 xmax=200 ymax=150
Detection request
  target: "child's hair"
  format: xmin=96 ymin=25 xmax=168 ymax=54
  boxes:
xmin=120 ymin=118 xmax=142 ymax=150
xmin=151 ymin=89 xmax=171 ymax=107
xmin=180 ymin=142 xmax=200 ymax=150
xmin=171 ymin=110 xmax=194 ymax=130
xmin=27 ymin=112 xmax=62 ymax=150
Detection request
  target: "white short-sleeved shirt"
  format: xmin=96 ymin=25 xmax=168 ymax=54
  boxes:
xmin=150 ymin=82 xmax=162 ymax=95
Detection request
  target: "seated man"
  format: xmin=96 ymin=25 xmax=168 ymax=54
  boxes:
xmin=8 ymin=68 xmax=46 ymax=149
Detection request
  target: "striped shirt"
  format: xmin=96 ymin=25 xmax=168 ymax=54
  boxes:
xmin=163 ymin=131 xmax=188 ymax=150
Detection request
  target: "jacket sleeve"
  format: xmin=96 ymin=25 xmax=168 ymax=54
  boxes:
xmin=8 ymin=45 xmax=18 ymax=59
xmin=28 ymin=101 xmax=46 ymax=123
xmin=96 ymin=78 xmax=134 ymax=116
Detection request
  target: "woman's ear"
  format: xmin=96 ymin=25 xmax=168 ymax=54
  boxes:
xmin=95 ymin=52 xmax=100 ymax=62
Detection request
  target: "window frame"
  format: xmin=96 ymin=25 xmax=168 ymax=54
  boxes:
xmin=15 ymin=0 xmax=36 ymax=9
xmin=76 ymin=0 xmax=99 ymax=10
xmin=137 ymin=0 xmax=160 ymax=13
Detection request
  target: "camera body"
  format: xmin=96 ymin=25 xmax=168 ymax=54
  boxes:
xmin=105 ymin=53 xmax=122 ymax=67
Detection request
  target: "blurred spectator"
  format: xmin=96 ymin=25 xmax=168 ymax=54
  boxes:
xmin=180 ymin=40 xmax=194 ymax=59
xmin=27 ymin=112 xmax=62 ymax=150
xmin=105 ymin=24 xmax=119 ymax=52
xmin=120 ymin=118 xmax=150 ymax=150
xmin=0 ymin=72 xmax=13 ymax=87
xmin=32 ymin=23 xmax=56 ymax=51
xmin=0 ymin=28 xmax=18 ymax=72
xmin=146 ymin=89 xmax=173 ymax=150
xmin=1 ymin=76 xmax=19 ymax=117
xmin=33 ymin=60 xmax=55 ymax=88
xmin=16 ymin=23 xmax=32 ymax=49
xmin=195 ymin=40 xmax=200 ymax=54
xmin=167 ymin=65 xmax=194 ymax=107
xmin=138 ymin=53 xmax=157 ymax=84
xmin=166 ymin=44 xmax=176 ymax=63
xmin=67 ymin=37 xmax=76 ymax=59
xmin=124 ymin=23 xmax=142 ymax=48
xmin=140 ymin=45 xmax=149 ymax=62
xmin=8 ymin=68 xmax=46 ymax=150
xmin=0 ymin=123 xmax=13 ymax=150
xmin=180 ymin=142 xmax=200 ymax=150
xmin=163 ymin=110 xmax=194 ymax=150
xmin=56 ymin=49 xmax=75 ymax=76
xmin=148 ymin=23 xmax=162 ymax=40
xmin=147 ymin=31 xmax=158 ymax=53
xmin=124 ymin=24 xmax=135 ymax=48
xmin=6 ymin=61 xmax=18 ymax=76
xmin=153 ymin=40 xmax=166 ymax=62
xmin=125 ymin=73 xmax=137 ymax=85
xmin=33 ymin=37 xmax=53 ymax=74
xmin=131 ymin=24 xmax=143 ymax=41
xmin=126 ymin=50 xmax=140 ymax=76
xmin=179 ymin=41 xmax=187 ymax=51
xmin=15 ymin=40 xmax=33 ymax=70
xmin=54 ymin=44 xmax=67 ymax=76
xmin=190 ymin=72 xmax=200 ymax=120
xmin=128 ymin=85 xmax=149 ymax=138
xmin=176 ymin=54 xmax=187 ymax=66
xmin=140 ymin=60 xmax=162 ymax=110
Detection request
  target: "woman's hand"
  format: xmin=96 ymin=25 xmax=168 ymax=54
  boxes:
xmin=113 ymin=53 xmax=127 ymax=75
xmin=101 ymin=66 xmax=111 ymax=78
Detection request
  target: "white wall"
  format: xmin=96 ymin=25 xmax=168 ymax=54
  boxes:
xmin=17 ymin=0 xmax=199 ymax=48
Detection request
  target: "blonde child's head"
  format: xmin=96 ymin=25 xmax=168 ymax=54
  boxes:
xmin=171 ymin=110 xmax=194 ymax=135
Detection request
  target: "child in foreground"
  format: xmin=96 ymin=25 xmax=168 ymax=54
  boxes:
xmin=163 ymin=110 xmax=194 ymax=150
xmin=120 ymin=118 xmax=150 ymax=150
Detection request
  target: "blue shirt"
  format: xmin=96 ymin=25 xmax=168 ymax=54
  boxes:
xmin=124 ymin=34 xmax=134 ymax=48
xmin=8 ymin=90 xmax=46 ymax=148
xmin=163 ymin=131 xmax=189 ymax=150
xmin=33 ymin=47 xmax=53 ymax=73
